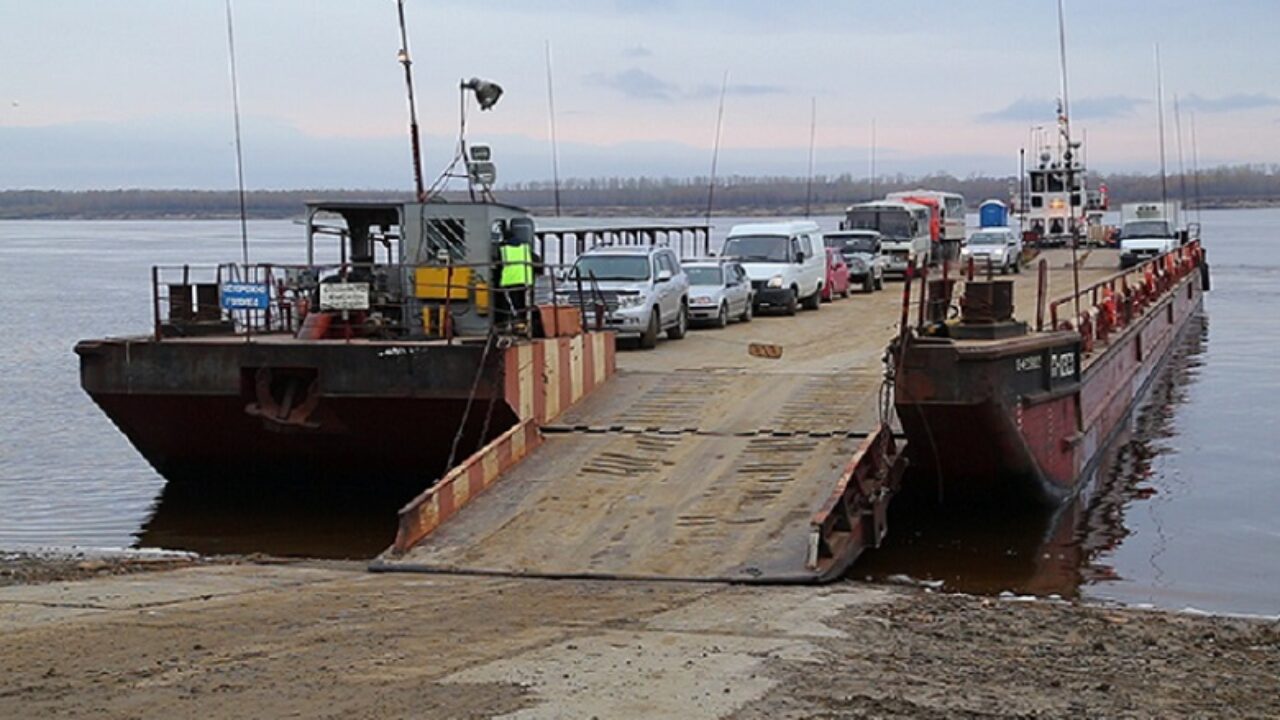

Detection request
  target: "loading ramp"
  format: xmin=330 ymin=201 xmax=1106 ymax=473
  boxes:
xmin=374 ymin=286 xmax=909 ymax=583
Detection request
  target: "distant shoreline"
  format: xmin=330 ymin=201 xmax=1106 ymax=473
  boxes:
xmin=3 ymin=172 xmax=1277 ymax=220
xmin=1 ymin=199 xmax=1275 ymax=221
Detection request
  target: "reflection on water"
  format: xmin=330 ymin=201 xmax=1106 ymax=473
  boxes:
xmin=135 ymin=477 xmax=417 ymax=559
xmin=858 ymin=318 xmax=1208 ymax=600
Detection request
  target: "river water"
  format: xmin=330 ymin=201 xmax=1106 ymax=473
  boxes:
xmin=1 ymin=210 xmax=1276 ymax=616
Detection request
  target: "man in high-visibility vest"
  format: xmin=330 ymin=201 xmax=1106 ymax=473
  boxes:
xmin=497 ymin=231 xmax=533 ymax=328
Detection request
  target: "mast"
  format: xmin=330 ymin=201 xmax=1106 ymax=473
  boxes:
xmin=1056 ymin=0 xmax=1080 ymax=321
xmin=396 ymin=0 xmax=426 ymax=202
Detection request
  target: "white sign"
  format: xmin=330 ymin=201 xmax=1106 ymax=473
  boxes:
xmin=319 ymin=282 xmax=370 ymax=310
xmin=1050 ymin=351 xmax=1077 ymax=379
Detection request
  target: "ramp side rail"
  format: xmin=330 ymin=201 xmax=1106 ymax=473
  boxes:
xmin=806 ymin=425 xmax=905 ymax=579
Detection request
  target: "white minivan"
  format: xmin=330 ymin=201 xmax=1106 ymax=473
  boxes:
xmin=721 ymin=221 xmax=826 ymax=315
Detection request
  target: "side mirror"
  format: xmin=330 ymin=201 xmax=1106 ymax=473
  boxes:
xmin=657 ymin=269 xmax=673 ymax=282
xmin=795 ymin=252 xmax=805 ymax=264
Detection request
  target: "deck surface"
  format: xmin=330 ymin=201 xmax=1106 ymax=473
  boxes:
xmin=379 ymin=249 xmax=1119 ymax=581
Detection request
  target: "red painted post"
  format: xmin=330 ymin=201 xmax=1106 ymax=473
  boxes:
xmin=1036 ymin=258 xmax=1048 ymax=332
xmin=899 ymin=263 xmax=914 ymax=337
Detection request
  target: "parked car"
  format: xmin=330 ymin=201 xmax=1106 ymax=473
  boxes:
xmin=559 ymin=245 xmax=689 ymax=349
xmin=721 ymin=221 xmax=825 ymax=315
xmin=823 ymin=230 xmax=885 ymax=293
xmin=821 ymin=248 xmax=851 ymax=302
xmin=684 ymin=259 xmax=753 ymax=328
xmin=962 ymin=227 xmax=1023 ymax=275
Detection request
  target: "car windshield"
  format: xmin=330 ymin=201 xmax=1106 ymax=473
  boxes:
xmin=826 ymin=235 xmax=877 ymax=253
xmin=572 ymin=255 xmax=650 ymax=281
xmin=968 ymin=233 xmax=1007 ymax=246
xmin=845 ymin=209 xmax=912 ymax=239
xmin=685 ymin=266 xmax=723 ymax=285
xmin=1123 ymin=220 xmax=1173 ymax=239
xmin=722 ymin=235 xmax=790 ymax=262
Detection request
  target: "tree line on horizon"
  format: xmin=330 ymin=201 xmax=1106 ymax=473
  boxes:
xmin=2 ymin=164 xmax=1277 ymax=219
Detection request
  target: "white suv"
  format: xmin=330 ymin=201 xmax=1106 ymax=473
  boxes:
xmin=721 ymin=221 xmax=826 ymax=315
xmin=560 ymin=246 xmax=690 ymax=349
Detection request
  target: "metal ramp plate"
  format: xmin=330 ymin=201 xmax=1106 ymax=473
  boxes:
xmin=376 ymin=366 xmax=884 ymax=582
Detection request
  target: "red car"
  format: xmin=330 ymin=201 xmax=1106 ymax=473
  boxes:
xmin=821 ymin=247 xmax=851 ymax=302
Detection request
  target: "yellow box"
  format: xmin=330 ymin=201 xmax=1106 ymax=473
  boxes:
xmin=414 ymin=266 xmax=472 ymax=300
xmin=474 ymin=281 xmax=491 ymax=315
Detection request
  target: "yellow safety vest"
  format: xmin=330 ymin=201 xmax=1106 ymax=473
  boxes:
xmin=500 ymin=244 xmax=533 ymax=287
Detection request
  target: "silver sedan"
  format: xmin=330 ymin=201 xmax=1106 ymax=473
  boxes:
xmin=684 ymin=260 xmax=754 ymax=328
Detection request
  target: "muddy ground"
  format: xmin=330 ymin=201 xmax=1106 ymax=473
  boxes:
xmin=0 ymin=556 xmax=1275 ymax=719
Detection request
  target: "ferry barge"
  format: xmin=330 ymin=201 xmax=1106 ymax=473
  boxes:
xmin=894 ymin=243 xmax=1208 ymax=506
xmin=74 ymin=200 xmax=708 ymax=487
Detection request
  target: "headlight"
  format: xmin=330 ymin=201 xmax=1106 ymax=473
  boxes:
xmin=766 ymin=275 xmax=784 ymax=288
xmin=616 ymin=294 xmax=644 ymax=308
xmin=693 ymin=296 xmax=714 ymax=305
xmin=850 ymin=258 xmax=866 ymax=271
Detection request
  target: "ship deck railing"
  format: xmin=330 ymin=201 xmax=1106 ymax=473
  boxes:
xmin=149 ymin=259 xmax=612 ymax=345
xmin=1045 ymin=240 xmax=1204 ymax=357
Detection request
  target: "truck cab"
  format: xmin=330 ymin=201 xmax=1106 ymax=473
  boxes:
xmin=1119 ymin=201 xmax=1181 ymax=268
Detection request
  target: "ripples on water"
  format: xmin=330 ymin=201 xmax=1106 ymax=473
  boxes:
xmin=1 ymin=211 xmax=1277 ymax=614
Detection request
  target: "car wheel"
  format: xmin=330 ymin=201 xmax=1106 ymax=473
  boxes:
xmin=802 ymin=286 xmax=822 ymax=311
xmin=667 ymin=302 xmax=688 ymax=340
xmin=784 ymin=288 xmax=799 ymax=316
xmin=639 ymin=308 xmax=659 ymax=349
xmin=863 ymin=275 xmax=874 ymax=294
xmin=740 ymin=298 xmax=753 ymax=322
xmin=715 ymin=302 xmax=728 ymax=329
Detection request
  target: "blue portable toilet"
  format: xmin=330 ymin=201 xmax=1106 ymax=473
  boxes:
xmin=979 ymin=199 xmax=1008 ymax=228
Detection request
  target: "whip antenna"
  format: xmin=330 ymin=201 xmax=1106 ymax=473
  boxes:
xmin=545 ymin=40 xmax=563 ymax=217
xmin=1155 ymin=44 xmax=1169 ymax=211
xmin=223 ymin=0 xmax=249 ymax=267
xmin=396 ymin=0 xmax=426 ymax=201
xmin=804 ymin=97 xmax=817 ymax=218
xmin=705 ymin=70 xmax=728 ymax=225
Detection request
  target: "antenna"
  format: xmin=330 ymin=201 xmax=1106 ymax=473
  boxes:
xmin=1154 ymin=44 xmax=1169 ymax=212
xmin=1173 ymin=93 xmax=1189 ymax=227
xmin=396 ymin=0 xmax=426 ymax=202
xmin=544 ymin=40 xmax=563 ymax=217
xmin=705 ymin=70 xmax=728 ymax=225
xmin=1190 ymin=110 xmax=1203 ymax=224
xmin=223 ymin=0 xmax=249 ymax=267
xmin=804 ymin=97 xmax=816 ymax=218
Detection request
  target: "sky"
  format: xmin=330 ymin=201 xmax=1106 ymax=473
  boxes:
xmin=1 ymin=0 xmax=1277 ymax=190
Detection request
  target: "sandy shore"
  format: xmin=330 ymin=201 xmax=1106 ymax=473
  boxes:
xmin=1 ymin=553 xmax=1275 ymax=719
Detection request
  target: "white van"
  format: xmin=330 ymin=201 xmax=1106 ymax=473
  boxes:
xmin=721 ymin=221 xmax=825 ymax=315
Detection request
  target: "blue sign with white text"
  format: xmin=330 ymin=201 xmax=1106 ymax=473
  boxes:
xmin=220 ymin=282 xmax=271 ymax=310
